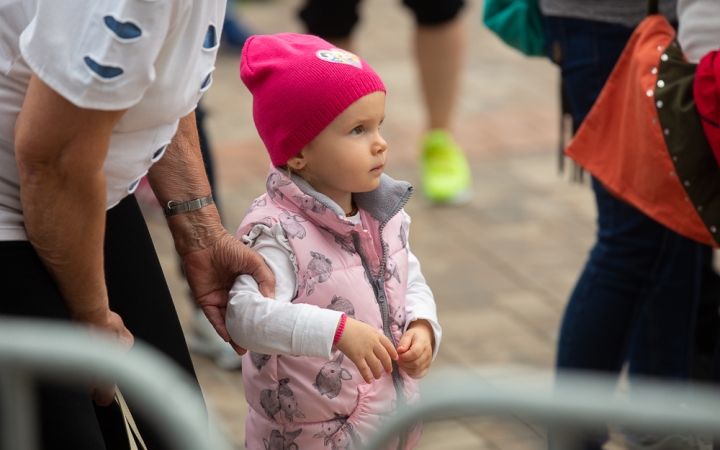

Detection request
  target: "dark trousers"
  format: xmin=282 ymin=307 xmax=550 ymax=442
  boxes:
xmin=0 ymin=194 xmax=202 ymax=449
xmin=299 ymin=0 xmax=465 ymax=39
xmin=544 ymin=15 xmax=705 ymax=378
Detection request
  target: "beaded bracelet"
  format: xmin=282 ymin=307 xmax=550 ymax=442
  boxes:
xmin=333 ymin=314 xmax=347 ymax=346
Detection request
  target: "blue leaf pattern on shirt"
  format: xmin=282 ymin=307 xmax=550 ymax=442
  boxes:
xmin=203 ymin=25 xmax=217 ymax=49
xmin=103 ymin=16 xmax=142 ymax=40
xmin=84 ymin=56 xmax=123 ymax=79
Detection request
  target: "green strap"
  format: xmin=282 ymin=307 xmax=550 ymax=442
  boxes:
xmin=115 ymin=388 xmax=148 ymax=450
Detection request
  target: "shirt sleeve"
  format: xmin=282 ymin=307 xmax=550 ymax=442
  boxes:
xmin=19 ymin=0 xmax=174 ymax=110
xmin=677 ymin=0 xmax=720 ymax=63
xmin=225 ymin=223 xmax=343 ymax=360
xmin=402 ymin=214 xmax=442 ymax=360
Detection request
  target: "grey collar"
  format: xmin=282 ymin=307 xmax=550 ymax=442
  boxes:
xmin=290 ymin=173 xmax=413 ymax=224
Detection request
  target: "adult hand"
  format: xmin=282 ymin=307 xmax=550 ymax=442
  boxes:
xmin=181 ymin=231 xmax=275 ymax=354
xmin=85 ymin=311 xmax=134 ymax=406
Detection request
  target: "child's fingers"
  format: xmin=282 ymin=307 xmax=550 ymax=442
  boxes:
xmin=366 ymin=352 xmax=385 ymax=380
xmin=396 ymin=330 xmax=414 ymax=354
xmin=398 ymin=343 xmax=423 ymax=362
xmin=400 ymin=352 xmax=430 ymax=371
xmin=355 ymin=358 xmax=374 ymax=384
xmin=407 ymin=368 xmax=429 ymax=380
xmin=374 ymin=343 xmax=394 ymax=375
xmin=380 ymin=334 xmax=398 ymax=361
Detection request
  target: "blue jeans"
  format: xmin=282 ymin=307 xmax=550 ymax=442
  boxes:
xmin=544 ymin=16 xmax=704 ymax=380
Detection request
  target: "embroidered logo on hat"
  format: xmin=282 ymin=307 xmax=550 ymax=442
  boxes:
xmin=315 ymin=49 xmax=362 ymax=69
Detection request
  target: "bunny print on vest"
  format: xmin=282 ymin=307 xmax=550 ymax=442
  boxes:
xmin=238 ymin=166 xmax=421 ymax=450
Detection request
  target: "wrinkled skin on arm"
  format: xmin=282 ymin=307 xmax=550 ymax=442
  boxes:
xmin=147 ymin=111 xmax=276 ymax=354
xmin=15 ymin=74 xmax=132 ymax=406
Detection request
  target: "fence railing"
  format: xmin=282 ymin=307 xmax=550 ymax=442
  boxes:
xmin=0 ymin=318 xmax=232 ymax=450
xmin=5 ymin=319 xmax=720 ymax=450
xmin=364 ymin=369 xmax=720 ymax=449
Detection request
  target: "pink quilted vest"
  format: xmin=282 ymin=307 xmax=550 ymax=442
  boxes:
xmin=237 ymin=166 xmax=421 ymax=450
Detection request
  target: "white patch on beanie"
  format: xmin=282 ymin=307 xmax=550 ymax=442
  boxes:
xmin=315 ymin=49 xmax=362 ymax=69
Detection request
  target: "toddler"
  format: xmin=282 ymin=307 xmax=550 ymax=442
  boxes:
xmin=226 ymin=33 xmax=441 ymax=450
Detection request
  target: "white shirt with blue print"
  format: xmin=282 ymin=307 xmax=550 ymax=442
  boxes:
xmin=0 ymin=0 xmax=225 ymax=240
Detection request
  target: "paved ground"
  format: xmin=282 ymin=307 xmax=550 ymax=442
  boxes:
xmin=140 ymin=0 xmax=601 ymax=447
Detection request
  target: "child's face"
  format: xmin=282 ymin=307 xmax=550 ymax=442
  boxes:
xmin=290 ymin=91 xmax=387 ymax=209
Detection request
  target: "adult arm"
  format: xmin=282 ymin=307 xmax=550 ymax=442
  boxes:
xmin=15 ymin=74 xmax=133 ymax=406
xmin=146 ymin=112 xmax=275 ymax=351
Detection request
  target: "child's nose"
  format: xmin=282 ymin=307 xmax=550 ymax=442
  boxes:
xmin=374 ymin=134 xmax=388 ymax=154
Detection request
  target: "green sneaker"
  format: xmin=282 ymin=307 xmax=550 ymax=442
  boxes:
xmin=420 ymin=129 xmax=472 ymax=204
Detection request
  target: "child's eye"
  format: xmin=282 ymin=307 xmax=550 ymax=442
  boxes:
xmin=350 ymin=126 xmax=363 ymax=135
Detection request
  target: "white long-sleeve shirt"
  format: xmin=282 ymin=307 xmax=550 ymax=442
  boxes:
xmin=677 ymin=0 xmax=720 ymax=63
xmin=226 ymin=212 xmax=441 ymax=361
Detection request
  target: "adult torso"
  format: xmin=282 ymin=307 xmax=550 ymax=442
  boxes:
xmin=0 ymin=0 xmax=224 ymax=240
xmin=540 ymin=0 xmax=678 ymax=27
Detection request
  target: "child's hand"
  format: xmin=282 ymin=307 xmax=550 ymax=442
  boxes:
xmin=397 ymin=319 xmax=434 ymax=379
xmin=336 ymin=317 xmax=398 ymax=384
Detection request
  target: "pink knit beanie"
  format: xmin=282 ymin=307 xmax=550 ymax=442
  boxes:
xmin=240 ymin=33 xmax=386 ymax=166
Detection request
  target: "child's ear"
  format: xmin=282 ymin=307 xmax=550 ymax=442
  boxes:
xmin=287 ymin=148 xmax=309 ymax=171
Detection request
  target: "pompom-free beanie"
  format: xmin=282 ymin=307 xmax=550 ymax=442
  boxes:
xmin=240 ymin=33 xmax=386 ymax=166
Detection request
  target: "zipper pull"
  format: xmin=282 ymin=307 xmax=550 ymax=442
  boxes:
xmin=375 ymin=279 xmax=386 ymax=303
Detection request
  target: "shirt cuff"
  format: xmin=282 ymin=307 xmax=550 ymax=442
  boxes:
xmin=292 ymin=306 xmax=344 ymax=360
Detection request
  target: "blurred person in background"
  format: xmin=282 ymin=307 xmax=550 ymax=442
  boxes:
xmin=298 ymin=0 xmax=473 ymax=204
xmin=222 ymin=0 xmax=253 ymax=48
xmin=540 ymin=0 xmax=717 ymax=448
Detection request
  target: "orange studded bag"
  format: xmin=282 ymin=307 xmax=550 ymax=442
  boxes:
xmin=564 ymin=0 xmax=720 ymax=247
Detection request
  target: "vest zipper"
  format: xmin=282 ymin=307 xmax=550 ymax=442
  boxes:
xmin=350 ymin=186 xmax=412 ymax=449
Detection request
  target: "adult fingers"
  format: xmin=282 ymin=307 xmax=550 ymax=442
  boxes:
xmin=253 ymin=265 xmax=276 ymax=300
xmin=89 ymin=313 xmax=133 ymax=406
xmin=91 ymin=383 xmax=116 ymax=407
xmin=103 ymin=311 xmax=134 ymax=350
xmin=239 ymin=244 xmax=276 ymax=300
xmin=230 ymin=340 xmax=247 ymax=356
xmin=202 ymin=305 xmax=231 ymax=342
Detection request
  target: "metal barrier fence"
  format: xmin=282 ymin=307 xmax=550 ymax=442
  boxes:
xmin=364 ymin=369 xmax=720 ymax=449
xmin=5 ymin=318 xmax=720 ymax=450
xmin=0 ymin=318 xmax=232 ymax=450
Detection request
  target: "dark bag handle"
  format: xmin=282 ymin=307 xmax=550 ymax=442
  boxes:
xmin=648 ymin=0 xmax=659 ymax=15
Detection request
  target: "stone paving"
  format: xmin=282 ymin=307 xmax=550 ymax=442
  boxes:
xmin=140 ymin=0 xmax=601 ymax=447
